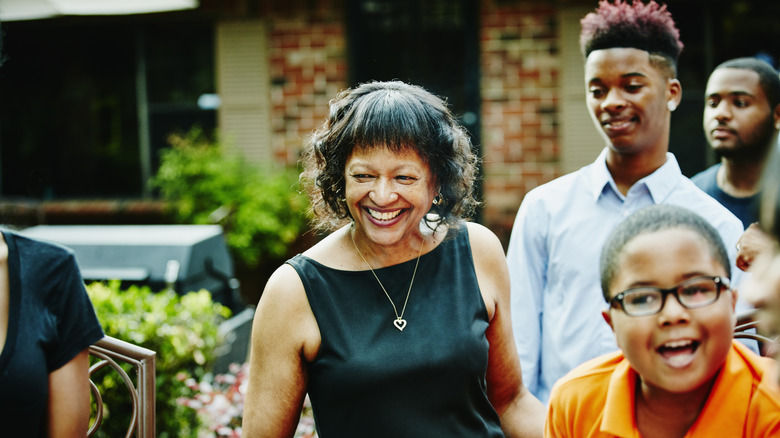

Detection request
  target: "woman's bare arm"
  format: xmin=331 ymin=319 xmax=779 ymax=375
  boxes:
xmin=242 ymin=264 xmax=320 ymax=436
xmin=48 ymin=349 xmax=91 ymax=438
xmin=468 ymin=223 xmax=545 ymax=438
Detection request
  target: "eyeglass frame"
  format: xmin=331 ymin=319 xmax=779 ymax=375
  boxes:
xmin=608 ymin=275 xmax=731 ymax=317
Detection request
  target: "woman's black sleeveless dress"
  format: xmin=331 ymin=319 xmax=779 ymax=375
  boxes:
xmin=286 ymin=225 xmax=505 ymax=437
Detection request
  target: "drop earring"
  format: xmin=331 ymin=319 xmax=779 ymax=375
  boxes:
xmin=432 ymin=193 xmax=443 ymax=205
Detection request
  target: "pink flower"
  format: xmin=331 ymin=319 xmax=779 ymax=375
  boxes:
xmin=180 ymin=362 xmax=317 ymax=437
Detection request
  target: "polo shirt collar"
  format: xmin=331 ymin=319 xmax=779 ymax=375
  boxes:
xmin=601 ymin=359 xmax=639 ymax=437
xmin=589 ymin=148 xmax=681 ymax=204
xmin=600 ymin=346 xmax=745 ymax=437
xmin=687 ymin=346 xmax=748 ymax=436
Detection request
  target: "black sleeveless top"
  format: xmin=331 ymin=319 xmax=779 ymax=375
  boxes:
xmin=287 ymin=225 xmax=504 ymax=437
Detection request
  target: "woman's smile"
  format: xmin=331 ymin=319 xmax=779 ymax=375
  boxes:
xmin=345 ymin=146 xmax=436 ymax=250
xmin=366 ymin=207 xmax=403 ymax=222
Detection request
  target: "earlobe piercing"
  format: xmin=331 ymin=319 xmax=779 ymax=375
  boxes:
xmin=667 ymin=101 xmax=677 ymax=112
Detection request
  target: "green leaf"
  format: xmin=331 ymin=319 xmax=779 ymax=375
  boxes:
xmin=87 ymin=281 xmax=229 ymax=437
xmin=150 ymin=127 xmax=310 ymax=268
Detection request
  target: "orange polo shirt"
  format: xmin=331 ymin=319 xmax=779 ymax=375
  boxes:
xmin=545 ymin=341 xmax=780 ymax=437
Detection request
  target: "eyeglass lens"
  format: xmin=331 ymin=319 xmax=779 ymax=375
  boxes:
xmin=621 ymin=277 xmax=721 ymax=316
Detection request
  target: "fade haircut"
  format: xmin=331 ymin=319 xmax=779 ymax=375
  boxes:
xmin=715 ymin=57 xmax=780 ymax=110
xmin=600 ymin=205 xmax=731 ymax=301
xmin=580 ymin=0 xmax=684 ymax=77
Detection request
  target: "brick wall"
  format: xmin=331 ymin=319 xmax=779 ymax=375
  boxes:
xmin=266 ymin=6 xmax=348 ymax=166
xmin=479 ymin=2 xmax=562 ymax=246
xmin=232 ymin=1 xmax=562 ymax=246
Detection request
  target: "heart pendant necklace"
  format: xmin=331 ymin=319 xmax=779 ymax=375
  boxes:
xmin=350 ymin=225 xmax=423 ymax=332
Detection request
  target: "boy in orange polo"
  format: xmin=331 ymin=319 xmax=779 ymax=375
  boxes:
xmin=545 ymin=205 xmax=780 ymax=437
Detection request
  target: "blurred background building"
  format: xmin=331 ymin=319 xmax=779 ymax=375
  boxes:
xmin=1 ymin=0 xmax=778 ymax=246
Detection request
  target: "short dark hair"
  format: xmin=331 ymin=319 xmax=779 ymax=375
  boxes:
xmin=714 ymin=57 xmax=780 ymax=110
xmin=600 ymin=205 xmax=731 ymax=301
xmin=580 ymin=0 xmax=684 ymax=77
xmin=300 ymin=81 xmax=479 ymax=232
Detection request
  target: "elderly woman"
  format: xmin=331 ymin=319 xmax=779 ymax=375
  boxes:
xmin=242 ymin=81 xmax=544 ymax=437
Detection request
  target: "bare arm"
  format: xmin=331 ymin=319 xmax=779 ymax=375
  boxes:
xmin=47 ymin=349 xmax=91 ymax=438
xmin=468 ymin=223 xmax=545 ymax=438
xmin=242 ymin=264 xmax=320 ymax=437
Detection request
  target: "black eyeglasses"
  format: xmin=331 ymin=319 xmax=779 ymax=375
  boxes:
xmin=609 ymin=276 xmax=730 ymax=317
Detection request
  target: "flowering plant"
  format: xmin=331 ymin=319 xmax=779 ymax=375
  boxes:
xmin=177 ymin=363 xmax=317 ymax=437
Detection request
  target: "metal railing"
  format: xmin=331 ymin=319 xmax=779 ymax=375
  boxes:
xmin=735 ymin=309 xmax=777 ymax=356
xmin=88 ymin=336 xmax=156 ymax=438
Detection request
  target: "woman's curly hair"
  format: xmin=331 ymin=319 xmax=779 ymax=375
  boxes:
xmin=300 ymin=80 xmax=480 ymax=232
xmin=580 ymin=0 xmax=684 ymax=77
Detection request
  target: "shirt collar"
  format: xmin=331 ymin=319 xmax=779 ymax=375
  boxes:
xmin=589 ymin=148 xmax=681 ymax=204
xmin=601 ymin=359 xmax=638 ymax=437
xmin=686 ymin=344 xmax=750 ymax=436
xmin=600 ymin=345 xmax=747 ymax=437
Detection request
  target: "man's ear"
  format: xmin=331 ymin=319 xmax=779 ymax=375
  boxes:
xmin=667 ymin=78 xmax=682 ymax=109
xmin=602 ymin=309 xmax=615 ymax=332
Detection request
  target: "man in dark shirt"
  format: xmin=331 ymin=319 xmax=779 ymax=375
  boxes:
xmin=692 ymin=57 xmax=780 ymax=229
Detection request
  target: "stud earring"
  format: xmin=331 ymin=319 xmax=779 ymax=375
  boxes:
xmin=667 ymin=101 xmax=677 ymax=112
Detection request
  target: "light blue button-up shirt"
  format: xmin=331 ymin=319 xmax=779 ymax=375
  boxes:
xmin=507 ymin=149 xmax=746 ymax=403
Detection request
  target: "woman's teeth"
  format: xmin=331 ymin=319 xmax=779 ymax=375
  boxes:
xmin=368 ymin=209 xmax=401 ymax=221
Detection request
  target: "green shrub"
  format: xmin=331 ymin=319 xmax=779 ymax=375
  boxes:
xmin=87 ymin=281 xmax=231 ymax=438
xmin=151 ymin=128 xmax=309 ymax=268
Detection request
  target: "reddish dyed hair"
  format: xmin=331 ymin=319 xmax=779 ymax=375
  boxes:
xmin=580 ymin=0 xmax=683 ymax=74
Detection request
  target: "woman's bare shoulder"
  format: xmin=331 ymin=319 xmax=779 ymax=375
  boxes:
xmin=259 ymin=263 xmax=308 ymax=313
xmin=464 ymin=222 xmax=504 ymax=257
xmin=255 ymin=262 xmax=321 ymax=361
xmin=300 ymin=226 xmax=353 ymax=269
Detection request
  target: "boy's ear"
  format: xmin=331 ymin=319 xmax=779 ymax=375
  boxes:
xmin=602 ymin=310 xmax=615 ymax=332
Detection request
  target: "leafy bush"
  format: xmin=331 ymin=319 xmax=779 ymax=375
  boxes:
xmin=87 ymin=281 xmax=231 ymax=438
xmin=151 ymin=128 xmax=309 ymax=268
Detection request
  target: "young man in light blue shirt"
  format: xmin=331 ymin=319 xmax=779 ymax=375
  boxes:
xmin=506 ymin=0 xmax=746 ymax=403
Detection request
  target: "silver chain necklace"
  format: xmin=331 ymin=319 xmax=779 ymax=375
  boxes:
xmin=350 ymin=225 xmax=424 ymax=331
